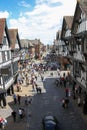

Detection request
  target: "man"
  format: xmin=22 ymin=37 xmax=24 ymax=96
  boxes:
xmin=11 ymin=110 xmax=16 ymax=122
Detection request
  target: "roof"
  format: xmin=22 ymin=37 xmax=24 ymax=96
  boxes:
xmin=80 ymin=1 xmax=87 ymax=16
xmin=0 ymin=18 xmax=6 ymax=45
xmin=71 ymin=1 xmax=87 ymax=33
xmin=20 ymin=39 xmax=41 ymax=48
xmin=8 ymin=29 xmax=21 ymax=50
xmin=64 ymin=16 xmax=73 ymax=29
xmin=61 ymin=16 xmax=73 ymax=39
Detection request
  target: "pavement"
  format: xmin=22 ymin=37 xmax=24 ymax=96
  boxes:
xmin=0 ymin=71 xmax=45 ymax=130
xmin=1 ymin=70 xmax=87 ymax=130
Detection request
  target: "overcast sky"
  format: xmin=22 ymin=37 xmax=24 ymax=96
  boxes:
xmin=0 ymin=0 xmax=76 ymax=44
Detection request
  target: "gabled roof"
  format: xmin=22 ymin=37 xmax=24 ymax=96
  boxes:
xmin=20 ymin=39 xmax=34 ymax=48
xmin=64 ymin=16 xmax=73 ymax=29
xmin=79 ymin=0 xmax=87 ymax=16
xmin=8 ymin=29 xmax=21 ymax=50
xmin=56 ymin=30 xmax=61 ymax=40
xmin=20 ymin=39 xmax=41 ymax=48
xmin=0 ymin=18 xmax=10 ymax=46
xmin=71 ymin=1 xmax=87 ymax=33
xmin=61 ymin=16 xmax=73 ymax=39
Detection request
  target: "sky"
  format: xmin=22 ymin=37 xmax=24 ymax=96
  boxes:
xmin=0 ymin=0 xmax=76 ymax=45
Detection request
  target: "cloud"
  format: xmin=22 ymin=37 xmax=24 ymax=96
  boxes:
xmin=9 ymin=0 xmax=76 ymax=45
xmin=18 ymin=1 xmax=31 ymax=8
xmin=0 ymin=11 xmax=10 ymax=18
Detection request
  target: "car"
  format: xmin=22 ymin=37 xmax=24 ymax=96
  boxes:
xmin=42 ymin=115 xmax=59 ymax=130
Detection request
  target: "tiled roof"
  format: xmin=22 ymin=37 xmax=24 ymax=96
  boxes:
xmin=80 ymin=2 xmax=87 ymax=16
xmin=20 ymin=39 xmax=40 ymax=48
xmin=61 ymin=16 xmax=73 ymax=39
xmin=64 ymin=16 xmax=73 ymax=29
xmin=8 ymin=29 xmax=20 ymax=49
xmin=20 ymin=39 xmax=33 ymax=48
xmin=0 ymin=18 xmax=6 ymax=45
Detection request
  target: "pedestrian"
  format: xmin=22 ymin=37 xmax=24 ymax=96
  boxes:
xmin=25 ymin=95 xmax=28 ymax=105
xmin=28 ymin=96 xmax=32 ymax=104
xmin=16 ymin=84 xmax=20 ymax=92
xmin=11 ymin=110 xmax=16 ymax=122
xmin=41 ymin=75 xmax=44 ymax=81
xmin=38 ymin=87 xmax=42 ymax=93
xmin=65 ymin=87 xmax=69 ymax=97
xmin=64 ymin=78 xmax=66 ymax=88
xmin=62 ymin=98 xmax=65 ymax=108
xmin=13 ymin=93 xmax=17 ymax=104
xmin=32 ymin=84 xmax=35 ymax=91
xmin=17 ymin=94 xmax=21 ymax=105
xmin=35 ymin=75 xmax=37 ymax=80
xmin=73 ymin=91 xmax=76 ymax=99
xmin=77 ymin=96 xmax=81 ymax=107
xmin=18 ymin=108 xmax=23 ymax=119
xmin=35 ymin=84 xmax=38 ymax=93
xmin=0 ymin=115 xmax=7 ymax=129
xmin=65 ymin=97 xmax=69 ymax=108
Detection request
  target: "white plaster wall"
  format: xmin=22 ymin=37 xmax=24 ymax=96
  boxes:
xmin=65 ymin=30 xmax=71 ymax=37
xmin=0 ymin=52 xmax=2 ymax=63
xmin=77 ymin=21 xmax=87 ymax=33
xmin=77 ymin=71 xmax=86 ymax=88
xmin=74 ymin=51 xmax=85 ymax=61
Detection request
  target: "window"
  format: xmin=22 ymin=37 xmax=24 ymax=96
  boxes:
xmin=84 ymin=38 xmax=87 ymax=52
xmin=3 ymin=65 xmax=12 ymax=83
xmin=2 ymin=51 xmax=6 ymax=62
xmin=0 ymin=76 xmax=1 ymax=85
xmin=7 ymin=51 xmax=10 ymax=60
xmin=13 ymin=62 xmax=18 ymax=74
xmin=74 ymin=61 xmax=81 ymax=77
xmin=3 ymin=36 xmax=7 ymax=45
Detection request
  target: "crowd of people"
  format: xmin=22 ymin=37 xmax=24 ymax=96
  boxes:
xmin=1 ymin=60 xmax=87 ymax=129
xmin=10 ymin=62 xmax=46 ymax=124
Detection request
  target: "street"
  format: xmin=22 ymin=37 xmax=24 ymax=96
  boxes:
xmin=6 ymin=71 xmax=87 ymax=130
xmin=25 ymin=71 xmax=87 ymax=130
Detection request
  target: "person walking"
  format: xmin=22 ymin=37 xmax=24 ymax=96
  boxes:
xmin=0 ymin=116 xmax=7 ymax=129
xmin=13 ymin=93 xmax=17 ymax=104
xmin=65 ymin=87 xmax=69 ymax=97
xmin=11 ymin=110 xmax=16 ymax=122
xmin=77 ymin=96 xmax=81 ymax=107
xmin=18 ymin=108 xmax=23 ymax=119
xmin=65 ymin=97 xmax=69 ymax=108
xmin=62 ymin=98 xmax=65 ymax=108
xmin=28 ymin=96 xmax=32 ymax=104
xmin=17 ymin=94 xmax=21 ymax=105
xmin=25 ymin=95 xmax=28 ymax=105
